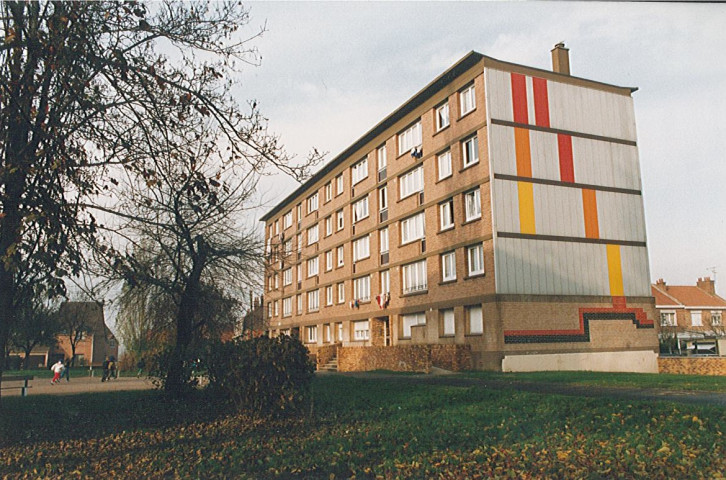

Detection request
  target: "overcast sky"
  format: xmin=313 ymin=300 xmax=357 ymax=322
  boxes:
xmin=235 ymin=1 xmax=726 ymax=297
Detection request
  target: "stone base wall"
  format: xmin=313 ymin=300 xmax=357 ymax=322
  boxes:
xmin=316 ymin=344 xmax=339 ymax=369
xmin=502 ymin=350 xmax=658 ymax=373
xmin=337 ymin=345 xmax=472 ymax=373
xmin=658 ymin=357 xmax=726 ymax=376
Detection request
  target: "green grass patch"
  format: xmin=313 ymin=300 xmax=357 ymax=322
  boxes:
xmin=463 ymin=370 xmax=726 ymax=392
xmin=2 ymin=375 xmax=726 ymax=478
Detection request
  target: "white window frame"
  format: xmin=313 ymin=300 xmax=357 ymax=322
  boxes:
xmin=273 ymin=300 xmax=278 ymax=317
xmin=352 ymin=195 xmax=369 ymax=223
xmin=283 ymin=211 xmax=293 ymax=230
xmin=307 ymin=290 xmax=320 ymax=312
xmin=460 ymin=83 xmax=476 ymax=116
xmin=440 ymin=199 xmax=454 ymax=231
xmin=691 ymin=310 xmax=703 ymax=327
xmin=467 ymin=244 xmax=485 ymax=276
xmin=306 ymin=325 xmax=318 ymax=343
xmin=283 ymin=268 xmax=292 ymax=286
xmin=436 ymin=102 xmax=450 ymax=131
xmin=462 ymin=135 xmax=479 ymax=168
xmin=402 ymin=312 xmax=426 ymax=338
xmin=283 ymin=239 xmax=292 ymax=256
xmin=398 ymin=120 xmax=422 ymax=155
xmin=336 ymin=209 xmax=344 ymax=231
xmin=464 ymin=188 xmax=481 ymax=221
xmin=325 ymin=216 xmax=333 ymax=237
xmin=437 ymin=150 xmax=452 ymax=180
xmin=467 ymin=305 xmax=483 ymax=335
xmin=399 ymin=165 xmax=424 ymax=200
xmin=712 ymin=311 xmax=723 ymax=326
xmin=442 ymin=251 xmax=457 ymax=282
xmin=379 ymin=185 xmax=388 ymax=212
xmin=442 ymin=309 xmax=455 ymax=336
xmin=336 ymin=174 xmax=344 ymax=195
xmin=353 ymin=275 xmax=371 ymax=302
xmin=296 ymin=294 xmax=302 ymax=314
xmin=400 ymin=212 xmax=425 ymax=245
xmin=324 ymin=182 xmax=332 ymax=202
xmin=402 ymin=259 xmax=428 ymax=294
xmin=307 ymin=224 xmax=319 ymax=245
xmin=307 ymin=192 xmax=319 ymax=214
xmin=337 ymin=282 xmax=345 ymax=304
xmin=353 ymin=320 xmax=370 ymax=341
xmin=283 ymin=297 xmax=292 ymax=317
xmin=307 ymin=256 xmax=319 ymax=278
xmin=379 ymin=228 xmax=389 ymax=254
xmin=296 ymin=263 xmax=302 ymax=283
xmin=326 ymin=285 xmax=333 ymax=306
xmin=660 ymin=311 xmax=676 ymax=327
xmin=377 ymin=145 xmax=387 ymax=172
xmin=380 ymin=269 xmax=390 ymax=294
xmin=351 ymin=157 xmax=368 ymax=185
xmin=337 ymin=245 xmax=344 ymax=267
xmin=325 ymin=250 xmax=333 ymax=272
xmin=353 ymin=235 xmax=371 ymax=262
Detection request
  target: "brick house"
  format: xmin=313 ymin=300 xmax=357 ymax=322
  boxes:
xmin=261 ymin=44 xmax=658 ymax=373
xmin=652 ymin=277 xmax=726 ymax=356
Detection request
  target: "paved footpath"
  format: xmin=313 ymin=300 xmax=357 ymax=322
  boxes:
xmin=338 ymin=371 xmax=726 ymax=407
xmin=2 ymin=374 xmax=155 ymax=397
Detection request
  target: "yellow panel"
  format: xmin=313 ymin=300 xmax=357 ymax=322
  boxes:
xmin=518 ymin=182 xmax=536 ymax=234
xmin=514 ymin=127 xmax=532 ymax=177
xmin=606 ymin=244 xmax=624 ymax=297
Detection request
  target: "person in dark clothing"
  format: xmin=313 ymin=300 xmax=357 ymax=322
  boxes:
xmin=62 ymin=358 xmax=71 ymax=382
xmin=101 ymin=357 xmax=110 ymax=382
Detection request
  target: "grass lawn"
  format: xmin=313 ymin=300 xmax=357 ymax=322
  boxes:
xmin=465 ymin=370 xmax=726 ymax=392
xmin=1 ymin=374 xmax=725 ymax=479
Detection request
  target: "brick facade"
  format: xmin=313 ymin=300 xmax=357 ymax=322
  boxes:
xmin=659 ymin=357 xmax=726 ymax=376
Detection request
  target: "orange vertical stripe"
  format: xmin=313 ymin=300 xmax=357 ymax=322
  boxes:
xmin=532 ymin=77 xmax=550 ymax=128
xmin=514 ymin=127 xmax=532 ymax=178
xmin=511 ymin=73 xmax=528 ymax=124
xmin=582 ymin=189 xmax=600 ymax=239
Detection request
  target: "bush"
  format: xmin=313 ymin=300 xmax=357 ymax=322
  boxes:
xmin=205 ymin=336 xmax=315 ymax=416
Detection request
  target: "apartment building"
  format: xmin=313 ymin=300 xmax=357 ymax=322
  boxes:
xmin=261 ymin=44 xmax=659 ymax=373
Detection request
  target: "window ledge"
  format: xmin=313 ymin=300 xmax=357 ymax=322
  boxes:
xmin=465 ymin=273 xmax=486 ymax=281
xmin=401 ymin=289 xmax=428 ymax=298
xmin=465 ymin=333 xmax=483 ymax=337
xmin=433 ymin=125 xmax=450 ymax=137
xmin=435 ymin=175 xmax=453 ymax=185
xmin=459 ymin=161 xmax=480 ymax=173
xmin=439 ymin=279 xmax=457 ymax=286
xmin=439 ymin=334 xmax=455 ymax=339
xmin=438 ymin=226 xmax=455 ymax=234
xmin=459 ymin=108 xmax=477 ymax=120
xmin=462 ymin=217 xmax=481 ymax=226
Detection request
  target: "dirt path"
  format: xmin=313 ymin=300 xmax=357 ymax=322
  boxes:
xmin=2 ymin=374 xmax=155 ymax=398
xmin=338 ymin=371 xmax=726 ymax=407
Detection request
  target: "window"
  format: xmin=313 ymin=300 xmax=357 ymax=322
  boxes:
xmin=306 ymin=325 xmax=318 ymax=343
xmin=267 ymin=302 xmax=272 ymax=318
xmin=296 ymin=264 xmax=302 ymax=284
xmin=283 ymin=297 xmax=292 ymax=317
xmin=398 ymin=120 xmax=422 ymax=155
xmin=691 ymin=310 xmax=703 ymax=327
xmin=283 ymin=239 xmax=292 ymax=256
xmin=296 ymin=233 xmax=302 ymax=254
xmin=325 ymin=216 xmax=333 ymax=237
xmin=353 ymin=235 xmax=370 ymax=262
xmin=712 ymin=311 xmax=723 ymax=326
xmin=274 ymin=274 xmax=279 ymax=289
xmin=297 ymin=294 xmax=303 ymax=314
xmin=274 ymin=220 xmax=279 ymax=235
xmin=354 ymin=275 xmax=371 ymax=302
xmin=324 ymin=324 xmax=332 ymax=343
xmin=308 ymin=290 xmax=320 ymax=312
xmin=307 ymin=192 xmax=319 ymax=214
xmin=467 ymin=244 xmax=485 ymax=276
xmin=307 ymin=224 xmax=319 ymax=245
xmin=324 ymin=182 xmax=332 ymax=202
xmin=399 ymin=165 xmax=424 ymax=200
xmin=353 ymin=195 xmax=369 ymax=223
xmin=441 ymin=309 xmax=455 ymax=336
xmin=460 ymin=83 xmax=476 ymax=116
xmin=283 ymin=211 xmax=293 ymax=230
xmin=660 ymin=311 xmax=676 ymax=327
xmin=402 ymin=312 xmax=426 ymax=338
xmin=337 ymin=245 xmax=344 ymax=267
xmin=325 ymin=250 xmax=333 ymax=271
xmin=462 ymin=135 xmax=479 ymax=168
xmin=467 ymin=305 xmax=483 ymax=334
xmin=402 ymin=259 xmax=427 ymax=294
xmin=337 ymin=323 xmax=343 ymax=342
xmin=379 ymin=185 xmax=388 ymax=212
xmin=464 ymin=188 xmax=481 ymax=221
xmin=379 ymin=228 xmax=389 ymax=254
xmin=337 ymin=282 xmax=345 ymax=303
xmin=401 ymin=212 xmax=425 ymax=245
xmin=440 ymin=199 xmax=454 ymax=230
xmin=436 ymin=102 xmax=450 ymax=131
xmin=307 ymin=256 xmax=319 ymax=277
xmin=353 ymin=320 xmax=370 ymax=341
xmin=326 ymin=285 xmax=333 ymax=306
xmin=336 ymin=174 xmax=344 ymax=195
xmin=380 ymin=270 xmax=390 ymax=294
xmin=351 ymin=157 xmax=368 ymax=185
xmin=273 ymin=300 xmax=279 ymax=317
xmin=336 ymin=209 xmax=344 ymax=231
xmin=442 ymin=251 xmax=456 ymax=282
xmin=283 ymin=268 xmax=292 ymax=286
xmin=296 ymin=203 xmax=302 ymax=225
xmin=437 ymin=150 xmax=452 ymax=180
xmin=377 ymin=145 xmax=387 ymax=172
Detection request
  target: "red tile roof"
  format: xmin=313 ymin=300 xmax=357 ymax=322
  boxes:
xmin=651 ymin=284 xmax=726 ymax=308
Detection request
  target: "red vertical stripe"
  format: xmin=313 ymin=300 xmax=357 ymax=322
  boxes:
xmin=557 ymin=134 xmax=574 ymax=183
xmin=532 ymin=77 xmax=550 ymax=128
xmin=511 ymin=73 xmax=528 ymax=124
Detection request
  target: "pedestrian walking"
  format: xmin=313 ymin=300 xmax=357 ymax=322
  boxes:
xmin=50 ymin=360 xmax=64 ymax=385
xmin=101 ymin=356 xmax=110 ymax=382
xmin=62 ymin=358 xmax=71 ymax=382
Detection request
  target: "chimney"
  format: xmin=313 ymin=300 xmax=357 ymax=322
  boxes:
xmin=656 ymin=278 xmax=666 ymax=290
xmin=551 ymin=42 xmax=570 ymax=75
xmin=697 ymin=277 xmax=716 ymax=295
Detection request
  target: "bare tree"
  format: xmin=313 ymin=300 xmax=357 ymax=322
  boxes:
xmin=10 ymin=297 xmax=60 ymax=369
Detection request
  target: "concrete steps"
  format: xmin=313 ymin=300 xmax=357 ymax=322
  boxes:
xmin=319 ymin=356 xmax=338 ymax=372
